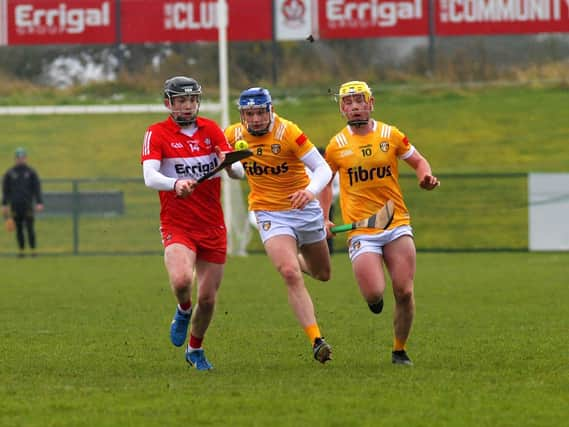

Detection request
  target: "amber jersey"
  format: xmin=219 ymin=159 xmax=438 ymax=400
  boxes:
xmin=325 ymin=119 xmax=415 ymax=237
xmin=141 ymin=116 xmax=231 ymax=231
xmin=225 ymin=114 xmax=314 ymax=211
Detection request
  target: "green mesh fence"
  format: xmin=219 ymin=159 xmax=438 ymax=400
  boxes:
xmin=0 ymin=173 xmax=528 ymax=256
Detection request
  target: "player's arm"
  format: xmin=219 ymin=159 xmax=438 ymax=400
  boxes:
xmin=226 ymin=162 xmax=245 ymax=179
xmin=404 ymin=149 xmax=439 ymax=190
xmin=289 ymin=147 xmax=332 ymax=209
xmin=318 ymin=176 xmax=337 ymax=238
xmin=143 ymin=160 xmax=195 ymax=198
xmin=319 ymin=181 xmax=334 ymax=222
xmin=31 ymin=170 xmax=44 ymax=212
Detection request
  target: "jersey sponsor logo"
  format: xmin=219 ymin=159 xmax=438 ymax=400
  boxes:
xmin=296 ymin=133 xmax=308 ymax=145
xmin=171 ymin=142 xmax=184 ymax=149
xmin=402 ymin=136 xmax=410 ymax=146
xmin=347 ymin=165 xmax=392 ymax=185
xmin=174 ymin=158 xmax=219 ymax=177
xmin=271 ymin=144 xmax=282 ymax=154
xmin=380 ymin=141 xmax=389 ymax=152
xmin=15 ymin=1 xmax=110 ymax=35
xmin=243 ymin=161 xmax=289 ymax=176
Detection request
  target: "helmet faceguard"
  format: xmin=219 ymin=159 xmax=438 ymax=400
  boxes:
xmin=238 ymin=87 xmax=273 ymax=136
xmin=164 ymin=76 xmax=202 ymax=126
xmin=335 ymin=81 xmax=374 ymax=128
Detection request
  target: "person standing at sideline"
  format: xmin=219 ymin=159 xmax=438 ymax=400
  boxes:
xmin=141 ymin=76 xmax=240 ymax=371
xmin=225 ymin=87 xmax=334 ymax=364
xmin=2 ymin=147 xmax=44 ymax=257
xmin=320 ymin=81 xmax=439 ymax=366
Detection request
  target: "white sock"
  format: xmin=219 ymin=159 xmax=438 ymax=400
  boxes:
xmin=177 ymin=304 xmax=192 ymax=315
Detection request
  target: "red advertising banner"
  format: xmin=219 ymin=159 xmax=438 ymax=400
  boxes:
xmin=436 ymin=0 xmax=569 ymax=35
xmin=2 ymin=0 xmax=568 ymax=46
xmin=6 ymin=0 xmax=116 ymax=45
xmin=121 ymin=0 xmax=272 ymax=43
xmin=316 ymin=0 xmax=430 ymax=39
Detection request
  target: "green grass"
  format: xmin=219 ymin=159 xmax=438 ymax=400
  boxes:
xmin=1 ymin=85 xmax=568 ymax=176
xmin=1 ymin=252 xmax=568 ymax=426
xmin=1 ymin=85 xmax=566 ymax=253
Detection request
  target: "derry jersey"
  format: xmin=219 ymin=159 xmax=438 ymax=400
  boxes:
xmin=325 ymin=119 xmax=415 ymax=238
xmin=225 ymin=114 xmax=314 ymax=211
xmin=141 ymin=116 xmax=231 ymax=231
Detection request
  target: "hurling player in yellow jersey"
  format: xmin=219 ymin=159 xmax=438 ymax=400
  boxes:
xmin=320 ymin=81 xmax=439 ymax=366
xmin=225 ymin=87 xmax=334 ymax=364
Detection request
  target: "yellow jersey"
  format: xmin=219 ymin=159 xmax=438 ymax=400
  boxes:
xmin=225 ymin=114 xmax=314 ymax=211
xmin=325 ymin=119 xmax=414 ymax=237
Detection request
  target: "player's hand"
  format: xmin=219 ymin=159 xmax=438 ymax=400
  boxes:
xmin=419 ymin=174 xmax=440 ymax=190
xmin=175 ymin=179 xmax=197 ymax=198
xmin=214 ymin=146 xmax=227 ymax=165
xmin=4 ymin=217 xmax=15 ymax=233
xmin=289 ymin=189 xmax=315 ymax=210
xmin=324 ymin=219 xmax=336 ymax=239
xmin=35 ymin=204 xmax=44 ymax=213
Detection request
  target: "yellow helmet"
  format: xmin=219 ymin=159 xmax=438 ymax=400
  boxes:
xmin=337 ymin=81 xmax=372 ymax=103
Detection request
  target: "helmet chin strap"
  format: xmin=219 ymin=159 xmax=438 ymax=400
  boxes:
xmin=247 ymin=125 xmax=270 ymax=136
xmin=172 ymin=115 xmax=197 ymax=126
xmin=347 ymin=119 xmax=369 ymax=127
xmin=169 ymin=108 xmax=199 ymax=127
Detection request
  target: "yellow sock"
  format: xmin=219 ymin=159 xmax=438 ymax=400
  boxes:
xmin=304 ymin=323 xmax=321 ymax=344
xmin=393 ymin=337 xmax=407 ymax=351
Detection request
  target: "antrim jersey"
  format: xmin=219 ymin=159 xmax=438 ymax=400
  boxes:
xmin=225 ymin=114 xmax=314 ymax=211
xmin=141 ymin=116 xmax=231 ymax=231
xmin=325 ymin=119 xmax=415 ymax=237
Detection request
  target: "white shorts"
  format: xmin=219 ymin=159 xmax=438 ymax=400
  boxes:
xmin=253 ymin=201 xmax=327 ymax=247
xmin=348 ymin=225 xmax=414 ymax=262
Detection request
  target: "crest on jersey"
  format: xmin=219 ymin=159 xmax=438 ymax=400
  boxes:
xmin=262 ymin=221 xmax=271 ymax=231
xmin=380 ymin=141 xmax=389 ymax=152
xmin=271 ymin=144 xmax=281 ymax=154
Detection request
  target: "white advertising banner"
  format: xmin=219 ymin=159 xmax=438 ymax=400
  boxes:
xmin=275 ymin=0 xmax=314 ymax=40
xmin=529 ymin=173 xmax=569 ymax=251
xmin=0 ymin=0 xmax=7 ymax=45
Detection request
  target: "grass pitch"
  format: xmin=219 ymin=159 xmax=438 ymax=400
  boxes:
xmin=1 ymin=252 xmax=567 ymax=426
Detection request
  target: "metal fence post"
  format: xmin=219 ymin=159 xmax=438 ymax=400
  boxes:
xmin=72 ymin=180 xmax=80 ymax=255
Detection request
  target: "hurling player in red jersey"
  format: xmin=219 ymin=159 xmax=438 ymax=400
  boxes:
xmin=141 ymin=76 xmax=240 ymax=371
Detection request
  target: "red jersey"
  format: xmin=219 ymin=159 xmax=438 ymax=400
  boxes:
xmin=141 ymin=116 xmax=231 ymax=231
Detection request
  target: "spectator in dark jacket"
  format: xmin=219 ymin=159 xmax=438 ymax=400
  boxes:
xmin=2 ymin=148 xmax=44 ymax=257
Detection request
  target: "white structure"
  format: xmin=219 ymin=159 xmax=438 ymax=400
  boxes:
xmin=528 ymin=173 xmax=569 ymax=251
